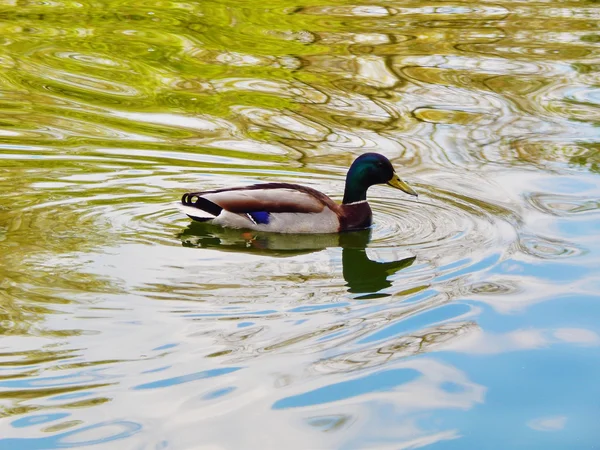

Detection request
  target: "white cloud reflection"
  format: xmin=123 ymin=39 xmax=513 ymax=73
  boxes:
xmin=528 ymin=415 xmax=567 ymax=431
xmin=444 ymin=327 xmax=599 ymax=354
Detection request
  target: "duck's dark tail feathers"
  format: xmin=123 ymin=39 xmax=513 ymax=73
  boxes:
xmin=180 ymin=192 xmax=223 ymax=221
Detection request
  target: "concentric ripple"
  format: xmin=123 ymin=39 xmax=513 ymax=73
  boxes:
xmin=371 ymin=196 xmax=491 ymax=248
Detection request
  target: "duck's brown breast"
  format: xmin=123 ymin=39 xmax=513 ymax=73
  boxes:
xmin=339 ymin=201 xmax=372 ymax=231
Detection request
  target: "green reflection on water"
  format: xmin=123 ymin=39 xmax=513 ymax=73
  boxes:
xmin=180 ymin=224 xmax=416 ymax=295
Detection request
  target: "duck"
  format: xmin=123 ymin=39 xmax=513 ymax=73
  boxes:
xmin=178 ymin=152 xmax=417 ymax=234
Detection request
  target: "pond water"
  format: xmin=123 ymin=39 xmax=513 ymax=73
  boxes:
xmin=1 ymin=0 xmax=599 ymax=448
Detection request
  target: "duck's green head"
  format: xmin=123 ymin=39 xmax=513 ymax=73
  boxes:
xmin=343 ymin=152 xmax=417 ymax=204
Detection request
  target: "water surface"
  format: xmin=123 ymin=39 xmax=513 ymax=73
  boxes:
xmin=1 ymin=0 xmax=600 ymax=448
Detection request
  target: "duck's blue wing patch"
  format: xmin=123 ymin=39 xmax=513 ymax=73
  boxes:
xmin=247 ymin=211 xmax=270 ymax=225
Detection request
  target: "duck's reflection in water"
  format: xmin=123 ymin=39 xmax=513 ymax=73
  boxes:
xmin=179 ymin=223 xmax=415 ymax=296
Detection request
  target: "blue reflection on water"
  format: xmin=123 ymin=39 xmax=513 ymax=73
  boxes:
xmin=133 ymin=367 xmax=241 ymax=390
xmin=358 ymin=303 xmax=472 ymax=344
xmin=11 ymin=413 xmax=70 ymax=428
xmin=427 ymin=346 xmax=600 ymax=449
xmin=184 ymin=310 xmax=277 ymax=318
xmin=273 ymin=368 xmax=420 ymax=409
xmin=0 ymin=420 xmax=142 ymax=449
xmin=0 ymin=368 xmax=117 ymax=389
xmin=49 ymin=391 xmax=93 ymax=402
xmin=289 ymin=302 xmax=352 ymax=313
xmin=152 ymin=343 xmax=178 ymax=351
xmin=202 ymin=386 xmax=236 ymax=400
xmin=437 ymin=254 xmax=501 ymax=282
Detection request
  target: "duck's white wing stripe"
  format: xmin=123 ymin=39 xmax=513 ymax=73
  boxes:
xmin=246 ymin=213 xmax=258 ymax=225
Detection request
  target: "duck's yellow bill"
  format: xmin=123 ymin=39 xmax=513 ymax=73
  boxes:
xmin=387 ymin=173 xmax=418 ymax=197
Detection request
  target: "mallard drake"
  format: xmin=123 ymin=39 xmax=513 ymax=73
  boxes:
xmin=178 ymin=152 xmax=417 ymax=233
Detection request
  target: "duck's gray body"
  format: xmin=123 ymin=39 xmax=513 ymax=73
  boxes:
xmin=179 ymin=183 xmax=372 ymax=234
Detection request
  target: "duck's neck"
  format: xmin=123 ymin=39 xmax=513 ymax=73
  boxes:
xmin=342 ymin=179 xmax=368 ymax=204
